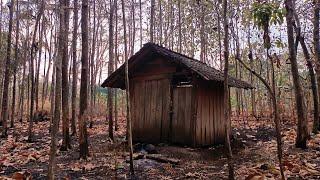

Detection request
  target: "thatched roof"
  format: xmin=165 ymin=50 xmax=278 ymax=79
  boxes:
xmin=101 ymin=43 xmax=253 ymax=89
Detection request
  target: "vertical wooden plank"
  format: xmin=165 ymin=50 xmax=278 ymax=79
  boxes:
xmin=144 ymin=80 xmax=150 ymax=142
xmin=131 ymin=82 xmax=136 ymax=140
xmin=155 ymin=80 xmax=162 ymax=142
xmin=208 ymin=88 xmax=213 ymax=145
xmin=201 ymin=88 xmax=207 ymax=145
xmin=172 ymin=88 xmax=178 ymax=142
xmin=214 ymin=87 xmax=219 ymax=143
xmin=204 ymin=88 xmax=210 ymax=145
xmin=220 ymin=88 xmax=225 ymax=142
xmin=161 ymin=79 xmax=170 ymax=142
xmin=210 ymin=90 xmax=215 ymax=144
xmin=185 ymin=88 xmax=192 ymax=144
xmin=150 ymin=80 xmax=158 ymax=142
xmin=191 ymin=82 xmax=197 ymax=147
xmin=139 ymin=81 xmax=146 ymax=141
xmin=216 ymin=87 xmax=222 ymax=143
xmin=196 ymin=89 xmax=202 ymax=146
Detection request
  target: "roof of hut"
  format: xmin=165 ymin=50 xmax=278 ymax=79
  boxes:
xmin=101 ymin=43 xmax=253 ymax=89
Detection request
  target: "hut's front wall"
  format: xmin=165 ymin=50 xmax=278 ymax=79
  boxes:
xmin=130 ymin=57 xmax=176 ymax=143
xmin=195 ymin=82 xmax=225 ymax=146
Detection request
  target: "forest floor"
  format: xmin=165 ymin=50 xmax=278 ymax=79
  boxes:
xmin=1 ymin=115 xmax=320 ymax=179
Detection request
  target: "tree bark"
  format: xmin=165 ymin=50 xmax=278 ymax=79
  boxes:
xmin=150 ymin=0 xmax=155 ymax=42
xmin=79 ymin=0 xmax=90 ymax=159
xmin=1 ymin=0 xmax=14 ymax=137
xmin=314 ymin=0 xmax=320 ymax=131
xmin=108 ymin=0 xmax=115 ymax=141
xmin=71 ymin=0 xmax=79 ymax=136
xmin=28 ymin=0 xmax=45 ymax=142
xmin=61 ymin=0 xmax=71 ymax=151
xmin=121 ymin=0 xmax=134 ymax=174
xmin=11 ymin=0 xmax=19 ymax=129
xmin=48 ymin=0 xmax=64 ymax=178
xmin=237 ymin=57 xmax=285 ymax=180
xmin=293 ymin=12 xmax=319 ymax=134
xmin=285 ymin=0 xmax=309 ymax=149
xmin=222 ymin=0 xmax=235 ymax=179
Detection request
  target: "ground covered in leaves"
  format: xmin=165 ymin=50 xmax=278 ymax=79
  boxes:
xmin=1 ymin=115 xmax=320 ymax=179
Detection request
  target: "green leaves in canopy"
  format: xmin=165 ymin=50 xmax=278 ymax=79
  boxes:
xmin=251 ymin=2 xmax=285 ymax=49
xmin=251 ymin=2 xmax=285 ymax=29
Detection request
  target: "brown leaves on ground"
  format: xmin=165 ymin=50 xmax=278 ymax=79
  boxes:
xmin=0 ymin=115 xmax=320 ymax=179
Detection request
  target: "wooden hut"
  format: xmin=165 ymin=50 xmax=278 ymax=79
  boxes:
xmin=102 ymin=43 xmax=252 ymax=147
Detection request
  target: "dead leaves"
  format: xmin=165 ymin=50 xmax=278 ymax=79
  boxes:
xmin=11 ymin=171 xmax=32 ymax=180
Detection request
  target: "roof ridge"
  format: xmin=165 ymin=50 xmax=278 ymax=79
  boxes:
xmin=144 ymin=42 xmax=222 ymax=72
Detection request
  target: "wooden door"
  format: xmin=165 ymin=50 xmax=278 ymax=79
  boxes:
xmin=131 ymin=78 xmax=171 ymax=143
xmin=172 ymin=86 xmax=193 ymax=145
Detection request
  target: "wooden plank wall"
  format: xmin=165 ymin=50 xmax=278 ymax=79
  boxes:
xmin=172 ymin=86 xmax=193 ymax=145
xmin=195 ymin=84 xmax=225 ymax=146
xmin=131 ymin=78 xmax=171 ymax=143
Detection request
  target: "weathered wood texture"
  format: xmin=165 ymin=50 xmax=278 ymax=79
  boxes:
xmin=129 ymin=57 xmax=226 ymax=147
xmin=194 ymin=82 xmax=225 ymax=146
xmin=172 ymin=86 xmax=193 ymax=145
xmin=131 ymin=78 xmax=171 ymax=143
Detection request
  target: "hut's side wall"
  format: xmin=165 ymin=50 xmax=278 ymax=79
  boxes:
xmin=195 ymin=82 xmax=225 ymax=146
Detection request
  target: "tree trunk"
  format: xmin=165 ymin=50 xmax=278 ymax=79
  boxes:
xmin=1 ymin=0 xmax=14 ymax=137
xmin=71 ymin=0 xmax=79 ymax=136
xmin=61 ymin=0 xmax=71 ymax=151
xmin=285 ymin=0 xmax=309 ymax=149
xmin=28 ymin=0 xmax=45 ymax=142
xmin=48 ymin=0 xmax=64 ymax=178
xmin=139 ymin=0 xmax=142 ymax=47
xmin=114 ymin=0 xmax=119 ymax=131
xmin=11 ymin=0 xmax=19 ymax=129
xmin=237 ymin=58 xmax=285 ymax=179
xmin=108 ymin=0 xmax=115 ymax=141
xmin=150 ymin=0 xmax=155 ymax=42
xmin=222 ymin=0 xmax=235 ymax=179
xmin=79 ymin=0 xmax=90 ymax=159
xmin=314 ymin=0 xmax=320 ymax=131
xmin=121 ymin=0 xmax=134 ymax=174
xmin=293 ymin=12 xmax=319 ymax=134
xmin=178 ymin=0 xmax=182 ymax=53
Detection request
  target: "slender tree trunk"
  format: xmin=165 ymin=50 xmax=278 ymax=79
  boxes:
xmin=71 ymin=0 xmax=79 ymax=136
xmin=285 ymin=0 xmax=309 ymax=149
xmin=79 ymin=0 xmax=90 ymax=159
xmin=35 ymin=17 xmax=45 ymax=113
xmin=237 ymin=57 xmax=285 ymax=179
xmin=131 ymin=0 xmax=135 ymax=56
xmin=293 ymin=12 xmax=319 ymax=134
xmin=159 ymin=0 xmax=162 ymax=45
xmin=314 ymin=0 xmax=320 ymax=131
xmin=28 ymin=0 xmax=45 ymax=142
xmin=247 ymin=27 xmax=256 ymax=118
xmin=108 ymin=0 xmax=115 ymax=141
xmin=89 ymin=0 xmax=97 ymax=127
xmin=139 ymin=0 xmax=142 ymax=47
xmin=222 ymin=0 xmax=234 ymax=179
xmin=0 ymin=0 xmax=3 ymax=123
xmin=61 ymin=0 xmax=71 ymax=151
xmin=114 ymin=0 xmax=119 ymax=131
xmin=11 ymin=0 xmax=19 ymax=129
xmin=150 ymin=0 xmax=155 ymax=42
xmin=1 ymin=0 xmax=14 ymax=137
xmin=48 ymin=0 xmax=64 ymax=178
xmin=178 ymin=0 xmax=182 ymax=53
xmin=121 ymin=0 xmax=134 ymax=174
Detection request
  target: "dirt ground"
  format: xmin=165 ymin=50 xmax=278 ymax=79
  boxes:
xmin=1 ymin=115 xmax=320 ymax=179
